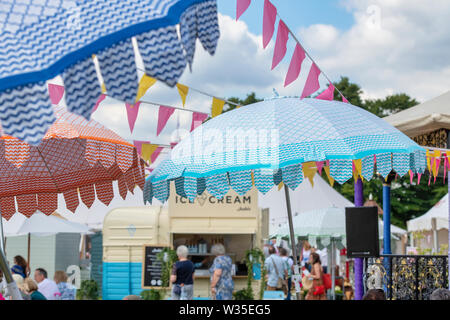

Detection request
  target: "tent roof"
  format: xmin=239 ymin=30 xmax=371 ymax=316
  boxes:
xmin=384 ymin=90 xmax=450 ymax=137
xmin=259 ymin=174 xmax=354 ymax=234
xmin=407 ymin=194 xmax=448 ymax=232
xmin=4 ymin=211 xmax=90 ymax=236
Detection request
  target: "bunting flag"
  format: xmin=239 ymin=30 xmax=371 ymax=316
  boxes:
xmin=125 ymin=102 xmax=141 ymax=133
xmin=417 ymin=173 xmax=422 ymax=185
xmin=443 ymin=153 xmax=449 ymax=183
xmin=133 ymin=140 xmax=150 ymax=157
xmin=142 ymin=144 xmax=160 ymax=164
xmin=136 ymin=75 xmax=157 ymax=103
xmin=353 ymin=159 xmax=363 ymax=181
xmin=316 ymin=84 xmax=335 ymax=101
xmin=191 ymin=112 xmax=209 ymax=132
xmin=236 ymin=0 xmax=251 ymax=20
xmin=316 ymin=161 xmax=324 ymax=176
xmin=284 ymin=44 xmax=306 ymax=87
xmin=157 ymin=105 xmax=176 ymax=136
xmin=409 ymin=170 xmax=414 ymax=184
xmin=212 ymin=97 xmax=226 ymax=118
xmin=92 ymin=94 xmax=107 ymax=114
xmin=277 ymin=181 xmax=284 ymax=191
xmin=324 ymin=162 xmax=335 ymax=187
xmin=177 ymin=83 xmax=189 ymax=106
xmin=48 ymin=84 xmax=65 ymax=105
xmin=262 ymin=0 xmax=277 ymax=49
xmin=433 ymin=151 xmax=441 ymax=183
xmin=342 ymin=96 xmax=349 ymax=103
xmin=272 ymin=20 xmax=289 ymax=70
xmin=302 ymin=161 xmax=316 ymax=187
xmin=301 ymin=63 xmax=321 ymax=99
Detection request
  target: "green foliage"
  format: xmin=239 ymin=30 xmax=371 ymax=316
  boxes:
xmin=333 ymin=76 xmax=364 ymax=106
xmin=156 ymin=248 xmax=178 ymax=288
xmin=233 ymin=288 xmax=254 ymax=300
xmin=364 ymin=93 xmax=419 ymax=117
xmin=332 ymin=174 xmax=447 ymax=229
xmin=243 ymin=248 xmax=265 ymax=300
xmin=140 ymin=289 xmax=165 ymax=300
xmin=225 ymin=92 xmax=263 ymax=112
xmin=76 ymin=280 xmax=99 ymax=300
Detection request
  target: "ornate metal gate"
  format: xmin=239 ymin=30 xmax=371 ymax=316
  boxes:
xmin=364 ymin=255 xmax=449 ymax=300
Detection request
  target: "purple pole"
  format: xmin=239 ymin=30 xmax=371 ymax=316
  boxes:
xmin=354 ymin=178 xmax=364 ymax=300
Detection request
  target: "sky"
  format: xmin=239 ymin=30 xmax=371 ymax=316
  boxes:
xmin=91 ymin=0 xmax=450 ymax=164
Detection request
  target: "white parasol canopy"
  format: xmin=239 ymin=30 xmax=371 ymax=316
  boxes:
xmin=4 ymin=211 xmax=90 ymax=237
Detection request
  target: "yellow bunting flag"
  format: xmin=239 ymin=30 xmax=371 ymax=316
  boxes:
xmin=278 ymin=182 xmax=284 ymax=191
xmin=324 ymin=165 xmax=335 ymax=187
xmin=251 ymin=171 xmax=255 ymax=186
xmin=432 ymin=150 xmax=441 ymax=178
xmin=426 ymin=149 xmax=431 ymax=173
xmin=136 ymin=75 xmax=157 ymax=103
xmin=177 ymin=83 xmax=189 ymax=107
xmin=212 ymin=97 xmax=225 ymax=118
xmin=353 ymin=159 xmax=363 ymax=181
xmin=141 ymin=144 xmax=159 ymax=163
xmin=302 ymin=162 xmax=316 ymax=187
xmin=101 ymin=82 xmax=107 ymax=94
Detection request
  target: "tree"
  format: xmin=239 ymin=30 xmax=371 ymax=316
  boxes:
xmin=364 ymin=94 xmax=419 ymax=118
xmin=224 ymin=92 xmax=263 ymax=112
xmin=333 ymin=76 xmax=364 ymax=107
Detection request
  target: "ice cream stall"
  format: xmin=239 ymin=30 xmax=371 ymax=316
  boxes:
xmin=101 ymin=185 xmax=268 ymax=300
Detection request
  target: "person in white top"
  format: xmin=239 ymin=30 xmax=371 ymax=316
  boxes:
xmin=34 ymin=268 xmax=60 ymax=300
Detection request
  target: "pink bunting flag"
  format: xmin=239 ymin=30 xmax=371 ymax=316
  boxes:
xmin=157 ymin=106 xmax=176 ymax=136
xmin=301 ymin=63 xmax=321 ymax=99
xmin=170 ymin=142 xmax=178 ymax=149
xmin=284 ymin=44 xmax=306 ymax=87
xmin=133 ymin=140 xmax=150 ymax=157
xmin=92 ymin=94 xmax=106 ymax=114
xmin=125 ymin=102 xmax=141 ymax=133
xmin=409 ymin=170 xmax=414 ymax=184
xmin=444 ymin=155 xmax=449 ymax=183
xmin=272 ymin=20 xmax=289 ymax=70
xmin=191 ymin=112 xmax=208 ymax=132
xmin=262 ymin=0 xmax=277 ymax=49
xmin=316 ymin=84 xmax=335 ymax=101
xmin=236 ymin=0 xmax=251 ymax=20
xmin=342 ymin=96 xmax=349 ymax=103
xmin=316 ymin=161 xmax=324 ymax=175
xmin=48 ymin=84 xmax=65 ymax=105
xmin=417 ymin=173 xmax=422 ymax=185
xmin=434 ymin=157 xmax=441 ymax=183
xmin=151 ymin=146 xmax=164 ymax=163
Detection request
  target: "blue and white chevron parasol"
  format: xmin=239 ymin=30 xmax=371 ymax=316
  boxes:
xmin=0 ymin=0 xmax=220 ymax=145
xmin=144 ymin=98 xmax=426 ymax=203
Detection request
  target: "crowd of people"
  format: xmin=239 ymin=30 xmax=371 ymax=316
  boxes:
xmin=0 ymin=255 xmax=75 ymax=300
xmin=168 ymin=240 xmax=330 ymax=301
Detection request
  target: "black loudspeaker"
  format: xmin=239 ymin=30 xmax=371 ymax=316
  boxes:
xmin=345 ymin=207 xmax=379 ymax=258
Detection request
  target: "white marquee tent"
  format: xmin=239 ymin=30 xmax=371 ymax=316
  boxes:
xmin=407 ymin=194 xmax=448 ymax=232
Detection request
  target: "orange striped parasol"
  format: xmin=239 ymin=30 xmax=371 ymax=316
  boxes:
xmin=0 ymin=106 xmax=145 ymax=220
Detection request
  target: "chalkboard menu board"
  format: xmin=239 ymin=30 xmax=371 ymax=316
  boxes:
xmin=141 ymin=245 xmax=169 ymax=289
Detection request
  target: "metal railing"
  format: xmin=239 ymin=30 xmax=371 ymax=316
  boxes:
xmin=364 ymin=255 xmax=449 ymax=300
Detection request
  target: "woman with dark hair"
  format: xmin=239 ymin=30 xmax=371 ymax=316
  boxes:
xmin=305 ymin=252 xmax=327 ymax=300
xmin=11 ymin=255 xmax=28 ymax=278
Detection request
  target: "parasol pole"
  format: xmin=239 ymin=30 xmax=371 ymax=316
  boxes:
xmin=0 ymin=214 xmax=5 ymax=253
xmin=0 ymin=210 xmax=22 ymax=300
xmin=354 ymin=178 xmax=364 ymax=300
xmin=331 ymin=239 xmax=336 ymax=300
xmin=27 ymin=233 xmax=31 ymax=272
xmin=283 ymin=185 xmax=301 ymax=300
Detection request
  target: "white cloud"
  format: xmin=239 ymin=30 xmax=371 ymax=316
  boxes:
xmin=299 ymin=0 xmax=450 ymax=101
xmin=93 ymin=2 xmax=450 ymax=153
